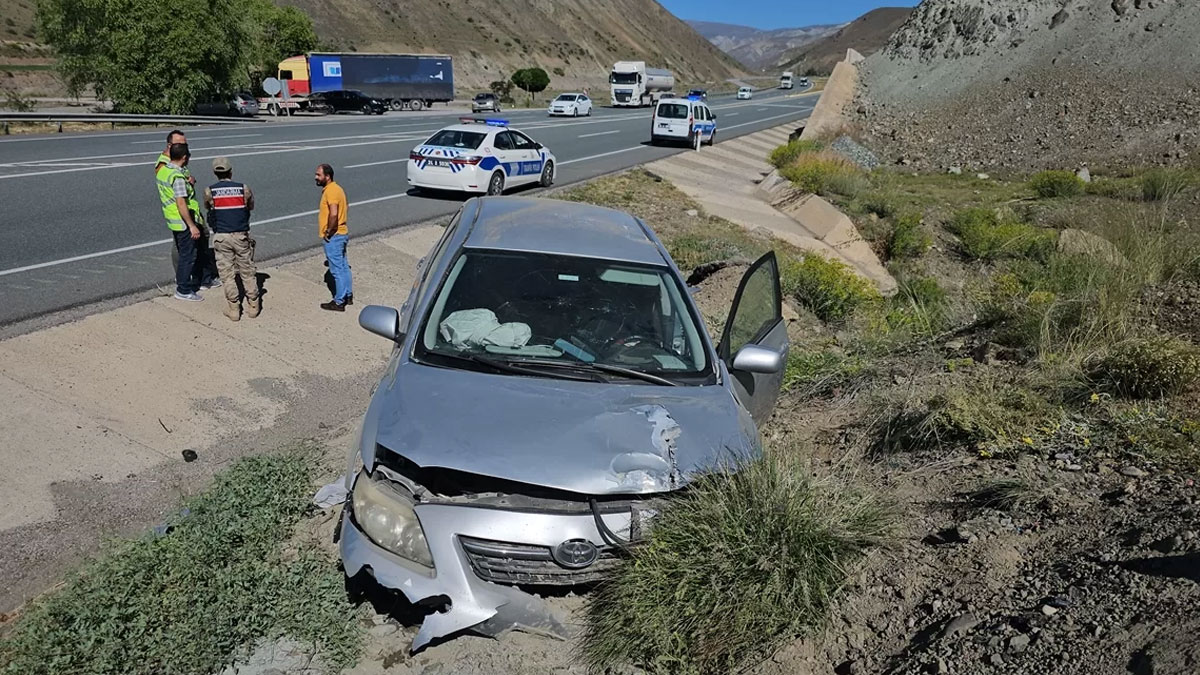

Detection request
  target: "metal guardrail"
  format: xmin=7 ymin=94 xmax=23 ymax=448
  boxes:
xmin=0 ymin=111 xmax=265 ymax=134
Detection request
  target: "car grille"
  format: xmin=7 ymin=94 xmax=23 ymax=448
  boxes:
xmin=614 ymin=92 xmax=631 ymax=103
xmin=459 ymin=536 xmax=621 ymax=585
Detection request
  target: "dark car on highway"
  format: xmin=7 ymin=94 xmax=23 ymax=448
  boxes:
xmin=308 ymin=90 xmax=388 ymax=115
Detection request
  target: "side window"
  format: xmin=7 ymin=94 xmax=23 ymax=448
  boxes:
xmin=718 ymin=252 xmax=782 ymax=360
xmin=494 ymin=132 xmax=514 ymax=151
xmin=511 ymin=132 xmax=535 ymax=150
xmin=280 ymin=70 xmax=294 ymax=80
xmin=401 ymin=210 xmax=462 ymax=333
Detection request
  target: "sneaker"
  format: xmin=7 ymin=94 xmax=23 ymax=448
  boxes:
xmin=200 ymin=279 xmax=222 ymax=290
xmin=320 ymin=300 xmax=346 ymax=312
xmin=344 ymin=294 xmax=354 ymax=306
xmin=174 ymin=292 xmax=203 ymax=302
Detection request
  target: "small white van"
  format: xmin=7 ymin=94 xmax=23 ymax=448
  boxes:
xmin=650 ymin=96 xmax=716 ymax=150
xmin=737 ymin=86 xmax=753 ymax=100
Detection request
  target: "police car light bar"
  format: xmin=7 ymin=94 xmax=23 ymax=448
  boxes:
xmin=686 ymin=95 xmax=702 ymax=101
xmin=458 ymin=117 xmax=509 ymax=127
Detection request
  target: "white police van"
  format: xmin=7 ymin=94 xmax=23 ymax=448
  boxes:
xmin=407 ymin=118 xmax=557 ymax=196
xmin=650 ymin=95 xmax=716 ymax=150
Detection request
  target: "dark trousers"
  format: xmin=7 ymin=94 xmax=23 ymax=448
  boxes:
xmin=195 ymin=230 xmax=219 ymax=285
xmin=172 ymin=229 xmax=200 ymax=295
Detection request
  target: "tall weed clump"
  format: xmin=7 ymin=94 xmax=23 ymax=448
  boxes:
xmin=579 ymin=452 xmax=888 ymax=675
xmin=1141 ymin=168 xmax=1193 ymax=202
xmin=1088 ymin=337 xmax=1200 ymax=399
xmin=768 ymin=139 xmax=823 ymax=168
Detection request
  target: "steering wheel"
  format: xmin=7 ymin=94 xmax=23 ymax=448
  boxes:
xmin=602 ymin=334 xmax=669 ymax=364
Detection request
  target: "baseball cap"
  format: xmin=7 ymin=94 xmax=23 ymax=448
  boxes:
xmin=212 ymin=157 xmax=232 ymax=172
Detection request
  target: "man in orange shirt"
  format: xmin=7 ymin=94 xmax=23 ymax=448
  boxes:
xmin=315 ymin=163 xmax=352 ymax=311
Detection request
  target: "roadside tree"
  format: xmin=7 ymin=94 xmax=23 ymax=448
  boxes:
xmin=511 ymin=67 xmax=550 ymax=105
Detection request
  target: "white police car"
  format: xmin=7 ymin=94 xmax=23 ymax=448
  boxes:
xmin=649 ymin=96 xmax=716 ymax=150
xmin=407 ymin=119 xmax=557 ymax=196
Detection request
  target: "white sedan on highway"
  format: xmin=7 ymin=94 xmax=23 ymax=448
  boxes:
xmin=547 ymin=93 xmax=593 ymax=117
xmin=407 ymin=118 xmax=557 ymax=196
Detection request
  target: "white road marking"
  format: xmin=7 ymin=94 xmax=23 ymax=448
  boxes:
xmin=130 ymin=133 xmax=263 ymax=144
xmin=345 ymin=158 xmax=408 ymax=169
xmin=578 ymin=130 xmax=621 ymax=138
xmin=0 ymin=192 xmax=411 ymax=277
xmin=559 ymin=146 xmax=648 ymax=166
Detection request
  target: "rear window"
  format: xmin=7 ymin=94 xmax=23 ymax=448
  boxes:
xmin=656 ymin=103 xmax=689 ymax=119
xmin=475 ymin=93 xmax=493 ymax=100
xmin=425 ymin=130 xmax=487 ymax=150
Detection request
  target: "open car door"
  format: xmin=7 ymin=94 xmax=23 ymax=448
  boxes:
xmin=718 ymin=251 xmax=788 ymax=424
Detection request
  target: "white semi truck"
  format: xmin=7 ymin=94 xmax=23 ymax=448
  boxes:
xmin=609 ymin=61 xmax=675 ymax=107
xmin=779 ymin=71 xmax=794 ymax=89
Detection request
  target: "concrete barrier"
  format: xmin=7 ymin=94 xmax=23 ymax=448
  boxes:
xmin=799 ymin=58 xmax=859 ymax=141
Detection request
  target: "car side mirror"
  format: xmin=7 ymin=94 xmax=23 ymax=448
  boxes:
xmin=731 ymin=345 xmax=783 ymax=374
xmin=359 ymin=305 xmax=402 ymax=343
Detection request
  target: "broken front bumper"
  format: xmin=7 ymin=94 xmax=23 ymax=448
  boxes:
xmin=340 ymin=495 xmax=636 ymax=651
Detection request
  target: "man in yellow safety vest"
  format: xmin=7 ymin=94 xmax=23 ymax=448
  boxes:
xmin=156 ymin=143 xmax=206 ymax=301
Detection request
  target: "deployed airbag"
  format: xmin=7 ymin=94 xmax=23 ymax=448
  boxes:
xmin=440 ymin=309 xmax=532 ymax=349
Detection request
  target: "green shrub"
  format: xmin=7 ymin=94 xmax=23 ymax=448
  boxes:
xmin=779 ymin=152 xmax=864 ymax=197
xmin=665 ymin=232 xmax=761 ymax=273
xmin=1029 ymin=170 xmax=1084 ymax=198
xmin=1089 ymin=336 xmax=1200 ymax=398
xmin=767 ymin=139 xmax=823 ymax=168
xmin=879 ymin=379 xmax=1056 ymax=453
xmin=0 ymin=451 xmax=364 ymax=675
xmin=781 ymin=253 xmax=881 ymax=322
xmin=580 ymin=452 xmax=888 ymax=675
xmin=887 ymin=212 xmax=931 ymax=260
xmin=1085 ymin=176 xmax=1140 ymax=200
xmin=858 ymin=191 xmax=900 ymax=219
xmin=947 ymin=207 xmax=1055 ymax=261
xmin=1141 ymin=168 xmax=1193 ymax=202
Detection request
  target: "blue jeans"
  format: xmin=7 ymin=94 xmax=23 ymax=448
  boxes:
xmin=172 ymin=229 xmax=199 ymax=295
xmin=323 ymin=234 xmax=352 ymax=303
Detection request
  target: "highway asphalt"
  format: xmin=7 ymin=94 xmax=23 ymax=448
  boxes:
xmin=0 ymin=88 xmax=815 ymax=325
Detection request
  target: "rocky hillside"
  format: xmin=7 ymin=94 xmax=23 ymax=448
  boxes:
xmin=857 ymin=0 xmax=1200 ymax=171
xmin=687 ymin=20 xmax=843 ymax=71
xmin=280 ymin=0 xmax=747 ymax=91
xmin=777 ymin=7 xmax=912 ymax=75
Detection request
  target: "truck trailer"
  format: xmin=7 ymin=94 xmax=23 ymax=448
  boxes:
xmin=277 ymin=53 xmax=454 ymax=111
xmin=609 ymin=61 xmax=675 ymax=107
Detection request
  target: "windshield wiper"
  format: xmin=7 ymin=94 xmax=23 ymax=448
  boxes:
xmin=513 ymin=359 xmax=680 ymax=387
xmin=434 ymin=348 xmax=597 ymax=381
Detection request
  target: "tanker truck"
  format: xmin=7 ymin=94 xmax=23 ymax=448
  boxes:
xmin=609 ymin=61 xmax=675 ymax=107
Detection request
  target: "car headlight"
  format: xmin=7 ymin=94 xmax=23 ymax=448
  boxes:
xmin=351 ymin=470 xmax=434 ymax=568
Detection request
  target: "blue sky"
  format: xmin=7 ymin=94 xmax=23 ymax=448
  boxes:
xmin=662 ymin=0 xmax=919 ymax=30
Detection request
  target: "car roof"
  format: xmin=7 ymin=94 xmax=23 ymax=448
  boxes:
xmin=462 ymin=197 xmax=666 ymax=266
xmin=430 ymin=123 xmax=527 ymax=136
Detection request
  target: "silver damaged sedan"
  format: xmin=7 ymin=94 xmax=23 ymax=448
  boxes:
xmin=341 ymin=196 xmax=788 ymax=650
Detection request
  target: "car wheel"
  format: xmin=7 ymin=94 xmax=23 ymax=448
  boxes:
xmin=410 ymin=99 xmax=424 ymax=111
xmin=705 ymin=130 xmax=716 ymax=147
xmin=587 ymin=107 xmax=592 ymax=116
xmin=486 ymin=172 xmax=505 ymax=196
xmin=361 ymin=104 xmax=372 ymax=115
xmin=390 ymin=100 xmax=403 ymax=111
xmin=692 ymin=131 xmax=701 ymax=151
xmin=572 ymin=108 xmax=578 ymax=117
xmin=539 ymin=161 xmax=554 ymax=188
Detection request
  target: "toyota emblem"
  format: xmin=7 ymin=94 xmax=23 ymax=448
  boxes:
xmin=551 ymin=539 xmax=599 ymax=569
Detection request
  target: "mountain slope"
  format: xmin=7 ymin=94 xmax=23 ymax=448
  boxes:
xmin=280 ymin=0 xmax=747 ymax=90
xmin=777 ymin=7 xmax=912 ymax=75
xmin=686 ymin=20 xmax=843 ymax=70
xmin=858 ymin=0 xmax=1200 ymax=170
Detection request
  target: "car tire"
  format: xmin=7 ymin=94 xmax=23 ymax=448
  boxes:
xmin=705 ymin=130 xmax=716 ymax=147
xmin=587 ymin=107 xmax=592 ymax=116
xmin=410 ymin=99 xmax=425 ymax=111
xmin=361 ymin=104 xmax=372 ymax=115
xmin=539 ymin=161 xmax=554 ymax=188
xmin=572 ymin=108 xmax=578 ymax=117
xmin=390 ymin=100 xmax=403 ymax=111
xmin=486 ymin=172 xmax=505 ymax=196
xmin=692 ymin=131 xmax=701 ymax=151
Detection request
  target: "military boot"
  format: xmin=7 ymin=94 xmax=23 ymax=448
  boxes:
xmin=224 ymin=299 xmax=241 ymax=322
xmin=246 ymin=297 xmax=261 ymax=319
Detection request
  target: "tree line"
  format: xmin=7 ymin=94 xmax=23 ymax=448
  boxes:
xmin=35 ymin=0 xmax=319 ymax=114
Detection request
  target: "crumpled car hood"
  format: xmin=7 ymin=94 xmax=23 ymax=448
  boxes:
xmin=368 ymin=362 xmax=756 ymax=495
